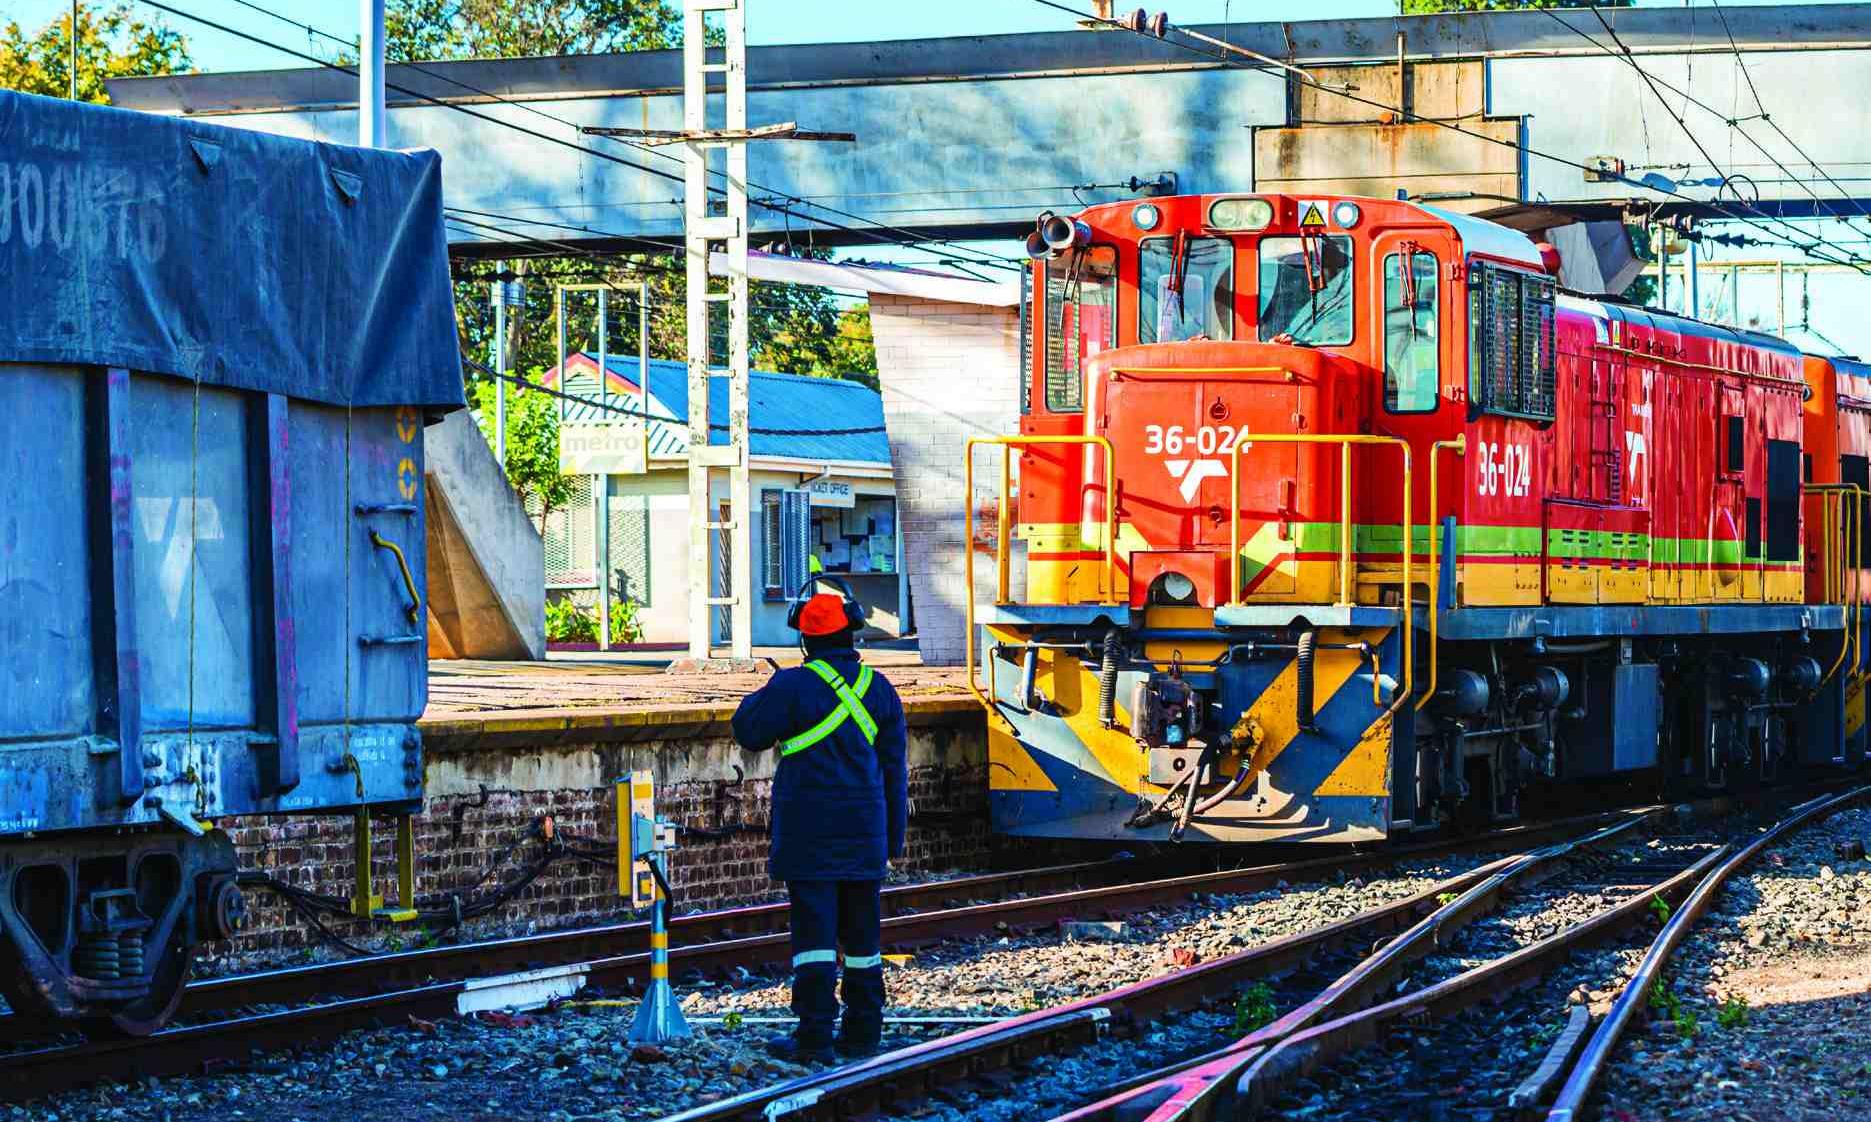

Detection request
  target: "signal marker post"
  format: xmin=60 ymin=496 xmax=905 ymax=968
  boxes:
xmin=622 ymin=770 xmax=689 ymax=1044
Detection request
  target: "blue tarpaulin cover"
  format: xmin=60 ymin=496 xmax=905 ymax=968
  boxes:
xmin=0 ymin=91 xmax=464 ymax=410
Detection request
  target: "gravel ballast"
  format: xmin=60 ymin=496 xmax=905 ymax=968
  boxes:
xmin=6 ymin=852 xmax=1497 ymax=1121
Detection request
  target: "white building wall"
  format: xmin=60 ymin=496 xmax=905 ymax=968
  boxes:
xmin=869 ymin=295 xmax=1021 ymax=666
xmin=633 ymin=468 xmax=693 ymax=645
xmin=614 ymin=464 xmax=899 ymax=649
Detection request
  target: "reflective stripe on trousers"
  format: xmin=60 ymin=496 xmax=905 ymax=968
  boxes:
xmin=792 ymin=950 xmax=883 ymax=969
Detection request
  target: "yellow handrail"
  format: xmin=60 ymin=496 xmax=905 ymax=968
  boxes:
xmin=963 ymin=435 xmax=1119 ymax=714
xmin=1228 ymin=433 xmax=1414 ymax=714
xmin=1803 ymin=483 xmax=1864 ymax=685
xmin=1419 ymin=437 xmax=1467 ymax=712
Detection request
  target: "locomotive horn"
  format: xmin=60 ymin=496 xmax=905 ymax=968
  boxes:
xmin=1042 ymin=214 xmax=1093 ymax=252
xmin=1024 ymin=230 xmax=1055 ymax=260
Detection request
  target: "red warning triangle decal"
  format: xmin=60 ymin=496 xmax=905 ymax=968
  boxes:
xmin=1299 ymin=202 xmax=1327 ymax=228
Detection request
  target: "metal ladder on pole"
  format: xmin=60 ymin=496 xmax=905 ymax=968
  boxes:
xmin=585 ymin=1 xmax=853 ymax=662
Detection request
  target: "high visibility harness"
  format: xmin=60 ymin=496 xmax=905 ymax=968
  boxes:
xmin=780 ymin=660 xmax=878 ymax=756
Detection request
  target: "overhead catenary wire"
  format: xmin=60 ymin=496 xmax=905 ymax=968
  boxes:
xmin=1706 ymin=0 xmax=1871 ymax=232
xmin=1541 ymin=5 xmax=1871 ymax=249
xmin=159 ymin=0 xmax=1024 ymax=273
xmin=446 ymin=204 xmax=998 ymax=290
xmin=1561 ymin=6 xmax=1871 ymax=271
xmin=1027 ymin=0 xmax=1870 ymax=274
xmin=460 ymin=352 xmax=889 ymax=437
xmin=440 ymin=210 xmax=876 ymax=320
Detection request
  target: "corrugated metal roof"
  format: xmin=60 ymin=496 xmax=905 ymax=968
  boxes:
xmin=554 ymin=354 xmax=890 ymax=465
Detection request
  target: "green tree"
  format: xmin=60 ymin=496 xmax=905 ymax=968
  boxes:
xmin=0 ymin=3 xmax=189 ymax=103
xmin=1402 ymin=0 xmax=1627 ymax=11
xmin=470 ymin=377 xmax=576 ymax=522
xmin=759 ymin=304 xmax=880 ymax=391
xmin=381 ymin=0 xmax=682 ymax=62
xmin=455 ymin=250 xmax=879 ymax=395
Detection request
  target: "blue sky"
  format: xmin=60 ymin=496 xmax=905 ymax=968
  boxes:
xmin=4 ymin=0 xmax=1814 ymax=72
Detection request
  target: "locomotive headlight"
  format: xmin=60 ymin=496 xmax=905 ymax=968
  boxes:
xmin=1331 ymin=201 xmax=1362 ymax=228
xmin=1132 ymin=203 xmax=1161 ymax=231
xmin=1158 ymin=571 xmax=1196 ymax=604
xmin=1207 ymin=196 xmax=1273 ymax=231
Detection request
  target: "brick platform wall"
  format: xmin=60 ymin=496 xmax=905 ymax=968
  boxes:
xmin=204 ymin=711 xmax=988 ymax=970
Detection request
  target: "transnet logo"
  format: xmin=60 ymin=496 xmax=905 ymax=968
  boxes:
xmin=1145 ymin=423 xmax=1246 ymax=502
xmin=1163 ymin=459 xmax=1229 ymax=503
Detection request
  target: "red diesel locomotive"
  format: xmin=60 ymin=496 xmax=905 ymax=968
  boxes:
xmin=975 ymin=192 xmax=1867 ymax=844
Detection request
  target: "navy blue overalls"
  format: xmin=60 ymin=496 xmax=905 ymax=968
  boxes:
xmin=732 ymin=648 xmax=908 ymax=1048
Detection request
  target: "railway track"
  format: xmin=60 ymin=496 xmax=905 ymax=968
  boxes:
xmin=1043 ymin=787 xmax=1870 ymax=1122
xmin=0 ymin=813 xmax=1622 ymax=1104
xmin=644 ymin=785 xmax=1867 ymax=1122
xmin=657 ymin=811 xmax=1664 ymax=1122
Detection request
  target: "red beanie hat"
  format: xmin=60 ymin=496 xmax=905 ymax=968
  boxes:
xmin=794 ymin=592 xmax=851 ymax=637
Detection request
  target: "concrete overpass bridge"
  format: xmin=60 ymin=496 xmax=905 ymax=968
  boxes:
xmin=106 ymin=4 xmax=1871 ymax=665
xmin=109 ymin=4 xmax=1871 ymax=256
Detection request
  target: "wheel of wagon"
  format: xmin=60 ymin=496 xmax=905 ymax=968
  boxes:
xmin=81 ymin=937 xmax=196 ymax=1039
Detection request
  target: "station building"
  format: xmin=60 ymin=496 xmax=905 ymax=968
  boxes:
xmin=533 ymin=352 xmax=905 ymax=648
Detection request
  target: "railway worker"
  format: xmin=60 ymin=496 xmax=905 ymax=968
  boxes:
xmin=731 ymin=582 xmax=908 ymax=1063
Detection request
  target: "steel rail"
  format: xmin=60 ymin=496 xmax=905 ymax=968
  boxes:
xmin=1116 ymin=786 xmax=1871 ymax=1122
xmin=659 ymin=858 xmax=1521 ymax=1122
xmin=1043 ymin=814 xmax=1661 ymax=1122
xmin=0 ymin=855 xmax=1148 ymax=1045
xmin=1544 ymin=783 xmax=1871 ymax=1121
xmin=596 ymin=811 xmax=1647 ymax=989
xmin=0 ymin=813 xmax=1631 ymax=1103
xmin=656 ymin=811 xmax=1659 ymax=1122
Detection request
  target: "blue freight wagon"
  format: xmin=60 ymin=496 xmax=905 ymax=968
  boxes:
xmin=0 ymin=91 xmax=464 ymax=1033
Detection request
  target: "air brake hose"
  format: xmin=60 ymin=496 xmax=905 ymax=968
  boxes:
xmin=1191 ymin=760 xmax=1256 ymax=815
xmin=1098 ymin=629 xmax=1122 ymax=727
xmin=1126 ymin=765 xmax=1196 ymax=829
xmin=1296 ymin=629 xmax=1319 ymax=732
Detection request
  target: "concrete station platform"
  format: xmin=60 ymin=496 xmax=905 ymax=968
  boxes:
xmin=420 ymin=654 xmax=975 ymax=749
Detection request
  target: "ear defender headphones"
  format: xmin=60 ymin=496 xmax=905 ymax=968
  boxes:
xmin=786 ymin=575 xmax=868 ymax=635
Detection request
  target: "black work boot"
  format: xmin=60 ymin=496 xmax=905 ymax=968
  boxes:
xmin=833 ymin=1026 xmax=882 ymax=1059
xmin=766 ymin=1031 xmax=834 ymax=1064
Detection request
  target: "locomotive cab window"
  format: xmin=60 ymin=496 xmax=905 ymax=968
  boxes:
xmin=1140 ymin=236 xmax=1234 ymax=343
xmin=1382 ymin=249 xmax=1440 ymax=413
xmin=1723 ymin=415 xmax=1745 ymax=477
xmin=1467 ymin=260 xmax=1556 ymax=421
xmin=1043 ymin=245 xmax=1118 ymax=413
xmin=1259 ymin=235 xmax=1354 ymax=346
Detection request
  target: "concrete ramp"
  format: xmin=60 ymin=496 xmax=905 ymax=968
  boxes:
xmin=424 ymin=411 xmax=546 ymax=660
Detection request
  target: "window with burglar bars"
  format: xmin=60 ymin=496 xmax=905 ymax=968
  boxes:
xmin=535 ymin=478 xmax=651 ymax=604
xmin=1043 ymin=246 xmax=1117 ymax=413
xmin=762 ymin=491 xmax=784 ymax=596
xmin=608 ymin=493 xmax=652 ymax=606
xmin=1019 ymin=266 xmax=1032 ymax=415
xmin=539 ymin=475 xmax=594 ymax=587
xmin=760 ymin=489 xmax=812 ymax=601
xmin=1468 ymin=262 xmax=1557 ymax=421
